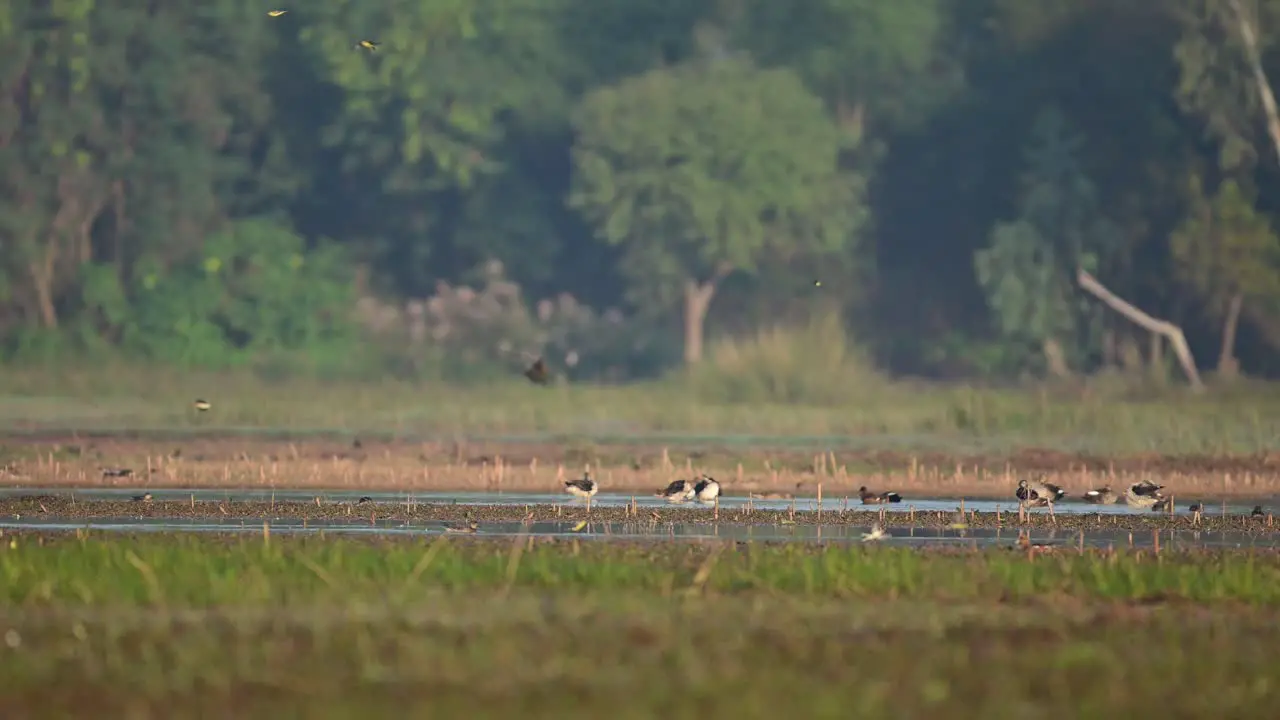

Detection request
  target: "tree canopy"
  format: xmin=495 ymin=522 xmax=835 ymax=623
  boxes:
xmin=4 ymin=0 xmax=1280 ymax=382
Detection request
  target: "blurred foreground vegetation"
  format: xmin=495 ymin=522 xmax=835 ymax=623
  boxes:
xmin=2 ymin=535 xmax=1278 ymax=717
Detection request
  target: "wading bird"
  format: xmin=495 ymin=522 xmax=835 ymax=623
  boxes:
xmin=1082 ymin=485 xmax=1118 ymax=505
xmin=656 ymin=479 xmax=695 ymax=503
xmin=694 ymin=474 xmax=721 ymax=503
xmin=861 ymin=523 xmax=887 ymax=542
xmin=1016 ymin=478 xmax=1065 ymax=508
xmin=858 ymin=486 xmax=902 ymax=505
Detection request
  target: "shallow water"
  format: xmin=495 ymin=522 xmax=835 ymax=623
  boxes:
xmin=0 ymin=514 xmax=1274 ymax=549
xmin=0 ymin=487 xmax=1269 ymax=517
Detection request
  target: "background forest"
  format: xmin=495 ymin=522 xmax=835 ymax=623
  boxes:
xmin=5 ymin=0 xmax=1280 ymax=403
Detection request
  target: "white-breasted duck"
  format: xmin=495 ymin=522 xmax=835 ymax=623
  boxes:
xmin=694 ymin=474 xmax=721 ymax=503
xmin=657 ymin=479 xmax=695 ymax=503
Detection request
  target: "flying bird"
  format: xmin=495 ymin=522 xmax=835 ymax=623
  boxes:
xmin=193 ymin=399 xmax=211 ymax=412
xmin=357 ymin=39 xmax=380 ymax=51
xmin=267 ymin=9 xmax=287 ymax=17
xmin=524 ymin=357 xmax=550 ymax=385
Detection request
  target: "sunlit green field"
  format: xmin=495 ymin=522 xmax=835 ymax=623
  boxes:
xmin=3 ymin=364 xmax=1280 ymax=454
xmin=2 ymin=534 xmax=1279 ymax=717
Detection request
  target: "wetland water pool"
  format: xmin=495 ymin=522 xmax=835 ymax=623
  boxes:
xmin=0 ymin=487 xmax=1270 ymax=515
xmin=0 ymin=487 xmax=1275 ymax=549
xmin=0 ymin=515 xmax=1275 ymax=549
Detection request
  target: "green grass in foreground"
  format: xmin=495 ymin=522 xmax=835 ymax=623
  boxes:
xmin=2 ymin=536 xmax=1280 ymax=717
xmin=4 ymin=363 xmax=1280 ymax=454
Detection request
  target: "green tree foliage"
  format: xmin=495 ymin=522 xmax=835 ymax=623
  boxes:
xmin=732 ymin=0 xmax=957 ymax=136
xmin=0 ymin=0 xmax=291 ymax=335
xmin=1174 ymin=0 xmax=1280 ymax=172
xmin=1171 ymin=175 xmax=1280 ymax=372
xmin=569 ymin=57 xmax=862 ymax=363
xmin=974 ymin=107 xmax=1119 ymax=376
xmin=8 ymin=0 xmax=1280 ymax=382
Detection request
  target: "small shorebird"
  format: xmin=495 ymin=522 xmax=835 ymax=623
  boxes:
xmin=858 ymin=486 xmax=902 ymax=505
xmin=1253 ymin=505 xmax=1266 ymax=518
xmin=861 ymin=523 xmax=887 ymax=542
xmin=102 ymin=468 xmax=133 ymax=478
xmin=445 ymin=520 xmax=478 ymax=534
xmin=694 ymin=474 xmax=721 ymax=503
xmin=656 ymin=479 xmax=695 ymax=503
xmin=131 ymin=492 xmax=153 ymax=503
xmin=564 ymin=471 xmax=598 ymax=501
xmin=1015 ymin=531 xmax=1057 ymax=554
xmin=1016 ymin=478 xmax=1064 ymax=508
xmin=1082 ymin=485 xmax=1118 ymax=505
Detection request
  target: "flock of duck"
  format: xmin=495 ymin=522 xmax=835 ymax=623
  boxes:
xmin=561 ymin=470 xmax=1267 ymax=517
xmin=1016 ymin=477 xmax=1174 ymax=511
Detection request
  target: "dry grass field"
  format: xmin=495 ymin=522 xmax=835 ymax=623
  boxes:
xmin=4 ymin=435 xmax=1280 ymax=502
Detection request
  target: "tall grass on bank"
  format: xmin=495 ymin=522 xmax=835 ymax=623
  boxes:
xmin=4 ymin=535 xmax=1279 ymax=605
xmin=686 ymin=313 xmax=882 ymax=406
xmin=2 ymin=352 xmax=1280 ymax=453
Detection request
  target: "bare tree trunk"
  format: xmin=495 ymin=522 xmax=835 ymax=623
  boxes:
xmin=683 ymin=279 xmax=716 ymax=364
xmin=1041 ymin=338 xmax=1071 ymax=378
xmin=1076 ymin=269 xmax=1204 ymax=392
xmin=1218 ymin=291 xmax=1244 ymax=378
xmin=29 ymin=257 xmax=58 ymax=329
xmin=1227 ymin=0 xmax=1280 ymax=167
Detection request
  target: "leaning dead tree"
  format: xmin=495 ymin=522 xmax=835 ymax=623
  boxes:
xmin=1076 ymin=268 xmax=1205 ymax=392
xmin=1227 ymin=0 xmax=1280 ymax=166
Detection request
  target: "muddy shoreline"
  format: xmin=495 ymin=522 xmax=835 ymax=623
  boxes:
xmin=2 ymin=497 xmax=1277 ymax=535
